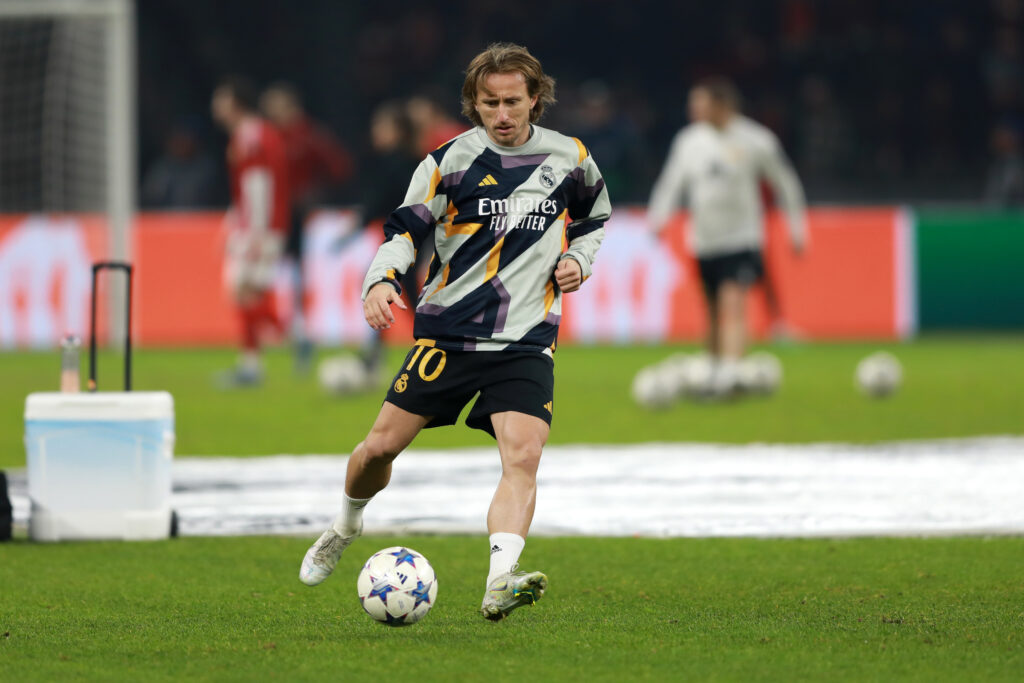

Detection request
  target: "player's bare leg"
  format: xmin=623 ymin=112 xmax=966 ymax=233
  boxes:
xmin=713 ymin=281 xmax=747 ymax=396
xmin=345 ymin=402 xmax=431 ymax=498
xmin=300 ymin=402 xmax=429 ymax=586
xmin=481 ymin=411 xmax=549 ymax=620
xmin=705 ymin=288 xmax=721 ymax=358
xmin=219 ymin=285 xmax=267 ymax=388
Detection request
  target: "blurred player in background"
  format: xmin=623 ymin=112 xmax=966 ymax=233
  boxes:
xmin=299 ymin=43 xmax=611 ymax=621
xmin=212 ymin=77 xmax=291 ymax=387
xmin=648 ymin=77 xmax=807 ymax=397
xmin=406 ymin=93 xmax=468 ymax=157
xmin=355 ymin=101 xmax=422 ymax=377
xmin=260 ymin=82 xmax=354 ymax=372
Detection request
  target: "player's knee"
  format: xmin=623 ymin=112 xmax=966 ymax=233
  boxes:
xmin=499 ymin=434 xmax=545 ymax=476
xmin=361 ymin=431 xmax=404 ymax=464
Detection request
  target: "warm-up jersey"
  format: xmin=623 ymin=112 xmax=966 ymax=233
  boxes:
xmin=647 ymin=115 xmax=807 ymax=257
xmin=228 ymin=117 xmax=290 ymax=234
xmin=362 ymin=125 xmax=611 ymax=354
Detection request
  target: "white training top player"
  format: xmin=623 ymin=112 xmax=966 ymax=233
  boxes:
xmin=648 ymin=77 xmax=808 ymax=396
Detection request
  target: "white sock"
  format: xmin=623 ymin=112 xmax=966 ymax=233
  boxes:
xmin=486 ymin=533 xmax=525 ymax=587
xmin=332 ymin=494 xmax=372 ymax=536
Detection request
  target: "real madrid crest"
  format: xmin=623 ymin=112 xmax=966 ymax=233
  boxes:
xmin=539 ymin=165 xmax=556 ymax=188
xmin=394 ymin=373 xmax=409 ymax=393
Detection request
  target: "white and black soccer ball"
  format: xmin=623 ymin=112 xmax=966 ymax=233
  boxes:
xmin=678 ymin=353 xmax=716 ymax=398
xmin=739 ymin=352 xmax=783 ymax=395
xmin=657 ymin=353 xmax=691 ymax=391
xmin=357 ymin=546 xmax=437 ymax=626
xmin=317 ymin=355 xmax=371 ymax=395
xmin=631 ymin=365 xmax=679 ymax=409
xmin=856 ymin=351 xmax=902 ymax=398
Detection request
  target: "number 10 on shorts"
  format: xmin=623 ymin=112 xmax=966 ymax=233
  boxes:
xmin=406 ymin=344 xmax=447 ymax=382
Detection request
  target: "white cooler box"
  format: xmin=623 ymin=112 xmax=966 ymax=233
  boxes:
xmin=24 ymin=392 xmax=175 ymax=541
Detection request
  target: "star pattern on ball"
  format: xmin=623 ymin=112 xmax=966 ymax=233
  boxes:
xmin=383 ymin=612 xmax=406 ymax=626
xmin=389 ymin=548 xmax=418 ymax=567
xmin=411 ymin=580 xmax=432 ymax=608
xmin=369 ymin=580 xmax=394 ymax=604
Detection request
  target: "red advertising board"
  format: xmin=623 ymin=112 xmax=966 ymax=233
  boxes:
xmin=0 ymin=207 xmax=911 ymax=348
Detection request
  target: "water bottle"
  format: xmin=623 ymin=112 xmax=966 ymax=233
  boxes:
xmin=60 ymin=334 xmax=81 ymax=393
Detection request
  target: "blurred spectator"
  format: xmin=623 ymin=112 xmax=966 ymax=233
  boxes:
xmin=406 ymin=94 xmax=468 ymax=157
xmin=135 ymin=0 xmax=1024 ymax=203
xmin=358 ymin=101 xmax=423 ymax=375
xmin=794 ymin=76 xmax=851 ymax=184
xmin=260 ymin=81 xmax=355 ymax=371
xmin=984 ymin=28 xmax=1024 ymax=111
xmin=361 ymin=102 xmax=420 ymax=228
xmin=140 ymin=119 xmax=222 ymax=208
xmin=985 ymin=121 xmax=1024 ymax=206
xmin=574 ymin=80 xmax=650 ymax=202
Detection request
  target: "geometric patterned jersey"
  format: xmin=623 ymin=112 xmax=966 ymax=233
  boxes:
xmin=362 ymin=125 xmax=611 ymax=354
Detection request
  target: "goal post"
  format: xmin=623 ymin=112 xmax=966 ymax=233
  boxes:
xmin=0 ymin=0 xmax=136 ymax=343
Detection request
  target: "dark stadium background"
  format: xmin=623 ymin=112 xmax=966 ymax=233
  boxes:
xmin=136 ymin=0 xmax=1022 ymax=206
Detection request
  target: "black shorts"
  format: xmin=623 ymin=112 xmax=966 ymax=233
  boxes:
xmin=697 ymin=249 xmax=764 ymax=296
xmin=384 ymin=343 xmax=554 ymax=438
xmin=284 ymin=204 xmax=307 ymax=260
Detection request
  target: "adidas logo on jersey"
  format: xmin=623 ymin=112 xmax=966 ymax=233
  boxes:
xmin=478 ymin=174 xmax=498 ymax=186
xmin=543 ymin=401 xmax=553 ymax=413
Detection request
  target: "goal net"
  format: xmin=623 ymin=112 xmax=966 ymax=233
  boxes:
xmin=0 ymin=0 xmax=134 ymax=345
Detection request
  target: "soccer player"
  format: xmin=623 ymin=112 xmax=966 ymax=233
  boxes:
xmin=357 ymin=101 xmax=422 ymax=377
xmin=647 ymin=77 xmax=807 ymax=396
xmin=260 ymin=83 xmax=354 ymax=372
xmin=299 ymin=43 xmax=611 ymax=621
xmin=211 ymin=77 xmax=291 ymax=386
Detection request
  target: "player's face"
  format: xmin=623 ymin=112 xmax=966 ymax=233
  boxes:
xmin=260 ymin=91 xmax=288 ymax=125
xmin=475 ymin=72 xmax=538 ymax=147
xmin=211 ymin=88 xmax=234 ymax=129
xmin=688 ymin=88 xmax=713 ymax=124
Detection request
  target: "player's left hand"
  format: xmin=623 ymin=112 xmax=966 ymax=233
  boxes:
xmin=555 ymin=257 xmax=583 ymax=292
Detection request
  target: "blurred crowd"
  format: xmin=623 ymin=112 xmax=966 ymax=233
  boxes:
xmin=139 ymin=0 xmax=1024 ymax=208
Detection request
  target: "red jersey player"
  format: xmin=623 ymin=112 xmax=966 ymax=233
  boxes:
xmin=211 ymin=77 xmax=291 ymax=386
xmin=260 ymin=82 xmax=353 ymax=371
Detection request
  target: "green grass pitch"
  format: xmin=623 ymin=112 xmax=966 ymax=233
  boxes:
xmin=1 ymin=337 xmax=1023 ymax=680
xmin=1 ymin=336 xmax=1023 ymax=467
xmin=1 ymin=536 xmax=1022 ymax=681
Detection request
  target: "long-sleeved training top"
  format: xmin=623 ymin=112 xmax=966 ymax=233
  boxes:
xmin=647 ymin=115 xmax=807 ymax=258
xmin=362 ymin=125 xmax=611 ymax=355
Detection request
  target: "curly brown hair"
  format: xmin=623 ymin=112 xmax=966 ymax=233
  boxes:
xmin=461 ymin=43 xmax=556 ymax=127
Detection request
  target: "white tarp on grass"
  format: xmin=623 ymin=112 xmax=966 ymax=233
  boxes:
xmin=8 ymin=438 xmax=1024 ymax=538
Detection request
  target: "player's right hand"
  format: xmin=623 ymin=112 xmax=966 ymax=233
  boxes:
xmin=364 ymin=282 xmax=407 ymax=330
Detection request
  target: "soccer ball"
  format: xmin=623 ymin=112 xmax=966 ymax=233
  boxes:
xmin=678 ymin=353 xmax=715 ymax=398
xmin=657 ymin=353 xmax=691 ymax=389
xmin=357 ymin=546 xmax=437 ymax=626
xmin=317 ymin=355 xmax=371 ymax=395
xmin=631 ymin=365 xmax=678 ymax=409
xmin=739 ymin=352 xmax=783 ymax=395
xmin=856 ymin=351 xmax=902 ymax=398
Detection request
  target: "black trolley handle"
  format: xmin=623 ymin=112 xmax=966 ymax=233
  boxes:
xmin=88 ymin=261 xmax=133 ymax=392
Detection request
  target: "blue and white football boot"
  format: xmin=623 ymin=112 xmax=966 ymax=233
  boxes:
xmin=299 ymin=523 xmax=361 ymax=586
